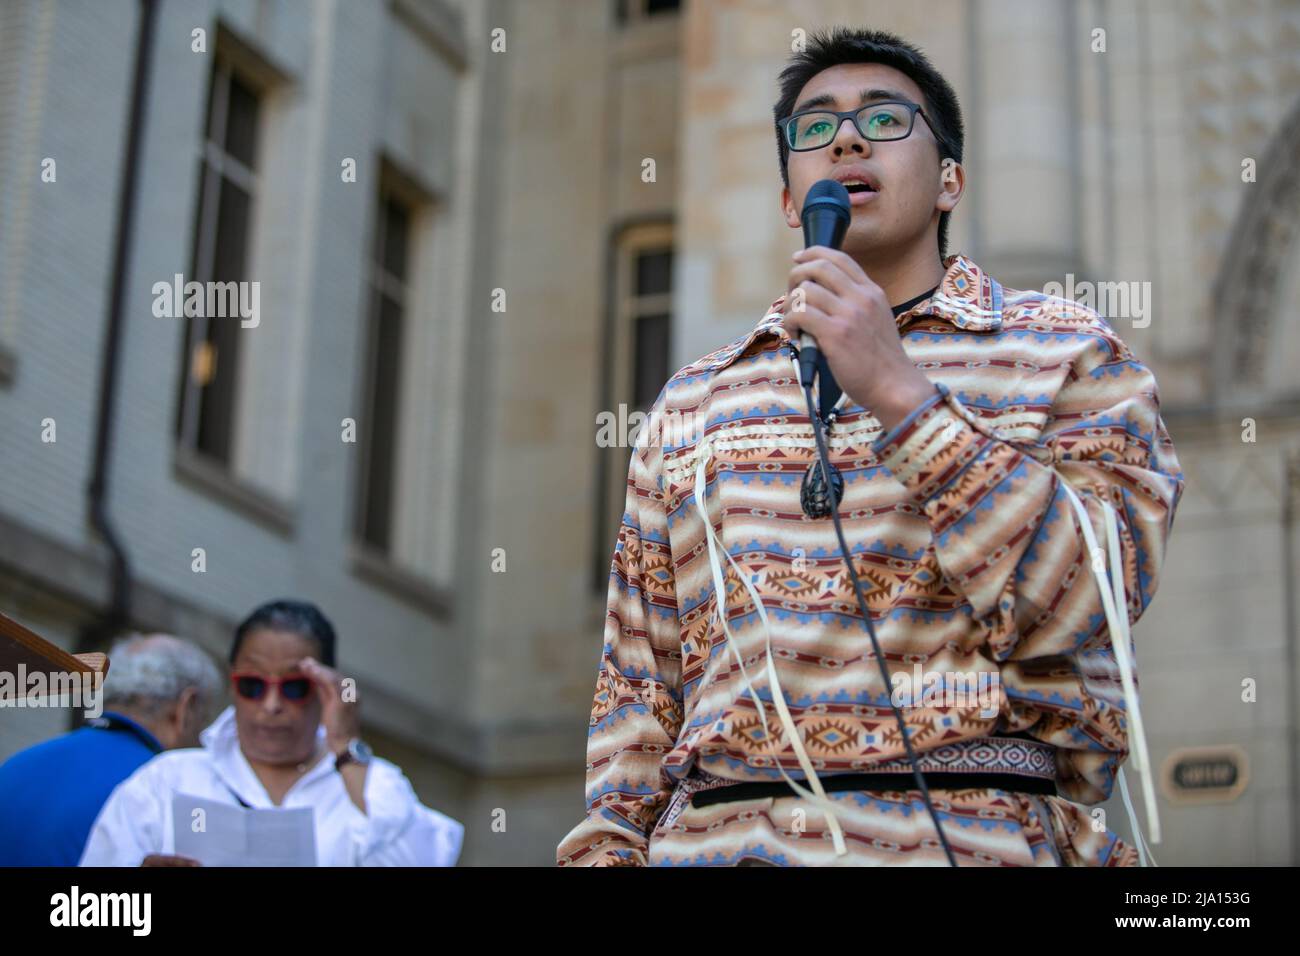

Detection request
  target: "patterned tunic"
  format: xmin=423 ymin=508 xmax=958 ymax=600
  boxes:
xmin=557 ymin=255 xmax=1185 ymax=866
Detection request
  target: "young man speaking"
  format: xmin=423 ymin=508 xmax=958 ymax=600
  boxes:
xmin=558 ymin=27 xmax=1183 ymax=866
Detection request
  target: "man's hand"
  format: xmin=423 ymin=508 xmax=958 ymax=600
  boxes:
xmin=783 ymin=246 xmax=938 ymax=432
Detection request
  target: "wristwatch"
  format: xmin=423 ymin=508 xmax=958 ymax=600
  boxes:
xmin=334 ymin=738 xmax=373 ymax=771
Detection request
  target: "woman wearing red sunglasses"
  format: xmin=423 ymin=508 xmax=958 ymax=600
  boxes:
xmin=79 ymin=600 xmax=462 ymax=867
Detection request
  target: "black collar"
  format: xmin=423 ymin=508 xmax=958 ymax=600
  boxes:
xmin=892 ymin=284 xmax=940 ymax=317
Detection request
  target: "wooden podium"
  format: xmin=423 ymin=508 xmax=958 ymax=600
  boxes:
xmin=0 ymin=610 xmax=109 ymax=701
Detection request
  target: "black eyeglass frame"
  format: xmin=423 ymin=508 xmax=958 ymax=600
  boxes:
xmin=779 ymin=99 xmax=936 ymax=152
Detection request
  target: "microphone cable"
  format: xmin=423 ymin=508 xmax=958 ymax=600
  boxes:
xmin=799 ymin=369 xmax=959 ymax=867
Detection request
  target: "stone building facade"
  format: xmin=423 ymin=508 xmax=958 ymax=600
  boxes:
xmin=0 ymin=0 xmax=1296 ymax=865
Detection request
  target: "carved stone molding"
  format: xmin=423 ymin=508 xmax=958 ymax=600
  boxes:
xmin=1211 ymin=94 xmax=1300 ymax=402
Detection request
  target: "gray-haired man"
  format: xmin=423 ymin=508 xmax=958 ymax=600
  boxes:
xmin=0 ymin=633 xmax=222 ymax=866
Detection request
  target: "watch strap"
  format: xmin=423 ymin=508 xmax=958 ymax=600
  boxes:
xmin=334 ymin=738 xmax=370 ymax=771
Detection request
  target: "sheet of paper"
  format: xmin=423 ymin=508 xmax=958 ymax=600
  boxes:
xmin=173 ymin=793 xmax=317 ymax=866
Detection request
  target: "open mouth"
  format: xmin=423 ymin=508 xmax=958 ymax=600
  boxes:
xmin=843 ymin=182 xmax=880 ymax=206
xmin=837 ymin=178 xmax=880 ymax=206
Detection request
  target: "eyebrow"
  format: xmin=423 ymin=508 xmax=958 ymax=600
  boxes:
xmin=791 ymin=87 xmax=913 ymax=115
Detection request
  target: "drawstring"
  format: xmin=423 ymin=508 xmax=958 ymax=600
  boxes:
xmin=689 ymin=423 xmax=1159 ymax=864
xmin=1059 ymin=481 xmax=1160 ymax=865
xmin=693 ymin=440 xmax=849 ymax=856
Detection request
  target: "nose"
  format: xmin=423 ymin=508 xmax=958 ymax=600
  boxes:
xmin=830 ymin=114 xmax=872 ymax=156
xmin=259 ymin=684 xmax=285 ymax=714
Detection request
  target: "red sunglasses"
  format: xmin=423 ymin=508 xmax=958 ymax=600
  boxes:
xmin=230 ymin=672 xmax=315 ymax=703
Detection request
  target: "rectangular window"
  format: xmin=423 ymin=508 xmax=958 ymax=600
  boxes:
xmin=631 ymin=248 xmax=672 ymax=410
xmin=593 ymin=226 xmax=674 ymax=592
xmin=356 ymin=187 xmax=413 ymax=555
xmin=175 ymin=56 xmax=261 ymax=466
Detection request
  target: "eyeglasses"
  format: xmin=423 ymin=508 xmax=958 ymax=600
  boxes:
xmin=780 ymin=100 xmax=933 ymax=152
xmin=230 ymin=672 xmax=314 ymax=703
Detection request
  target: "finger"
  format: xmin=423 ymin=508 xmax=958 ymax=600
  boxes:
xmin=782 ymin=303 xmax=830 ymax=343
xmin=786 ymin=264 xmax=848 ymax=306
xmin=299 ymin=657 xmax=340 ymax=687
xmin=299 ymin=660 xmax=343 ymax=707
xmin=793 ymin=278 xmax=838 ymax=317
xmin=796 ymin=245 xmax=871 ymax=288
xmin=783 ymin=272 xmax=837 ymax=317
xmin=785 ymin=281 xmax=837 ymax=334
xmin=789 ymin=251 xmax=856 ymax=296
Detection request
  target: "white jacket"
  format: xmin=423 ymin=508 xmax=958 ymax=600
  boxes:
xmin=79 ymin=706 xmax=463 ymax=866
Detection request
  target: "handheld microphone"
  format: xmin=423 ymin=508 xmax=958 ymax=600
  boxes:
xmin=796 ymin=179 xmax=852 ymax=388
xmin=792 ymin=179 xmax=961 ymax=865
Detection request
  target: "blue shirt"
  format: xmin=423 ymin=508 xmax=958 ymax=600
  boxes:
xmin=0 ymin=712 xmax=162 ymax=866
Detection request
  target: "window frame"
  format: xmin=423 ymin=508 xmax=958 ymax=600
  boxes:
xmin=354 ymin=179 xmax=415 ymax=555
xmin=591 ymin=219 xmax=675 ymax=594
xmin=174 ymin=52 xmax=263 ymax=465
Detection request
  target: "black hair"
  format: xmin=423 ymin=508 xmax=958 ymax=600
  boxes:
xmin=230 ymin=599 xmax=337 ymax=668
xmin=773 ymin=26 xmax=965 ymax=259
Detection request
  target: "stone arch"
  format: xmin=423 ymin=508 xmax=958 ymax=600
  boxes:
xmin=1211 ymin=93 xmax=1300 ymax=406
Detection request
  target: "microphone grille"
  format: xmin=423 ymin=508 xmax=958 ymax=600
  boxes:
xmin=804 ymin=178 xmax=851 ymax=214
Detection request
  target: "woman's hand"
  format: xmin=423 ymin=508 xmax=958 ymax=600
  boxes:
xmin=299 ymin=656 xmax=361 ymax=754
xmin=300 ymin=656 xmax=369 ymax=814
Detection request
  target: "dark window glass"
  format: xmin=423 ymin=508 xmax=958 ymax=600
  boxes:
xmin=382 ymin=198 xmax=409 ymax=281
xmin=212 ymin=179 xmax=251 ymax=282
xmin=617 ymin=0 xmax=680 ymax=22
xmin=360 ymin=291 xmax=404 ymax=551
xmin=196 ymin=309 xmax=239 ymax=462
xmin=192 ymin=178 xmax=252 ymax=460
xmin=202 ymin=64 xmax=219 ymax=140
xmin=633 ymin=313 xmax=670 ymax=410
xmin=635 ymin=249 xmax=672 ymax=297
xmin=175 ymin=158 xmax=211 ymax=438
xmin=176 ymin=62 xmax=261 ymax=467
xmin=224 ymin=74 xmax=259 ymax=168
xmin=357 ymin=188 xmax=415 ymax=555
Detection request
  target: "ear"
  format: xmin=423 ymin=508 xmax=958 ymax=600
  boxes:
xmin=781 ymin=185 xmax=801 ymax=230
xmin=175 ymin=685 xmax=200 ymax=728
xmin=936 ymin=158 xmax=964 ymax=213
